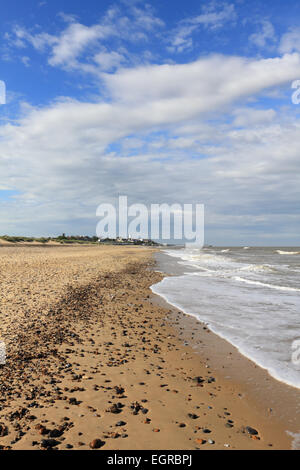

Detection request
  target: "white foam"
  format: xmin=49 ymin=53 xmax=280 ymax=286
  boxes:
xmin=234 ymin=276 xmax=300 ymax=292
xmin=240 ymin=264 xmax=276 ymax=273
xmin=153 ymin=247 xmax=300 ymax=390
xmin=277 ymin=250 xmax=300 ymax=255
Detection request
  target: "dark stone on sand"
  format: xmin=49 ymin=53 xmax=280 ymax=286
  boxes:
xmin=89 ymin=439 xmax=105 ymax=449
xmin=0 ymin=424 xmax=8 ymax=437
xmin=49 ymin=428 xmax=63 ymax=438
xmin=108 ymin=404 xmax=121 ymax=414
xmin=40 ymin=439 xmax=60 ymax=449
xmin=69 ymin=397 xmax=80 ymax=405
xmin=193 ymin=376 xmax=205 ymax=384
xmin=188 ymin=413 xmax=199 ymax=420
xmin=246 ymin=426 xmax=258 ymax=436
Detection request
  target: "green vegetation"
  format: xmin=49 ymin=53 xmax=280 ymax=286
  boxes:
xmin=0 ymin=234 xmax=95 ymax=244
xmin=0 ymin=235 xmax=39 ymax=243
xmin=0 ymin=234 xmax=161 ymax=246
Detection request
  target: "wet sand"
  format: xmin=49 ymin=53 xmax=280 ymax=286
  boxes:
xmin=0 ymin=245 xmax=295 ymax=450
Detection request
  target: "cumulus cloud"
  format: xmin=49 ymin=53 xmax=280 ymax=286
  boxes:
xmin=232 ymin=108 xmax=277 ymax=127
xmin=249 ymin=19 xmax=277 ymax=49
xmin=93 ymin=50 xmax=127 ymax=72
xmin=10 ymin=26 xmax=57 ymax=51
xmin=279 ymin=28 xmax=300 ymax=54
xmin=102 ymin=53 xmax=300 ymax=114
xmin=5 ymin=4 xmax=164 ymax=73
xmin=1 ymin=53 xmax=300 ymax=243
xmin=48 ymin=23 xmax=113 ymax=68
xmin=167 ymin=2 xmax=237 ymax=53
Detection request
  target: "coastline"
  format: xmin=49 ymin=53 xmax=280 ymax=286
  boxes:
xmin=151 ymin=291 xmax=299 ymax=449
xmin=152 ymin=250 xmax=300 ymax=448
xmin=0 ymin=245 xmax=296 ymax=450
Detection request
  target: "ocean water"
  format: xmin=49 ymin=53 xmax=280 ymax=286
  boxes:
xmin=151 ymin=247 xmax=300 ymax=390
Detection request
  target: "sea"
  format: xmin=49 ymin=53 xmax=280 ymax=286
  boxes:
xmin=152 ymin=246 xmax=300 ymax=390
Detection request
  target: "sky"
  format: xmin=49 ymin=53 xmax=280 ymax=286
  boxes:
xmin=1 ymin=0 xmax=300 ymax=245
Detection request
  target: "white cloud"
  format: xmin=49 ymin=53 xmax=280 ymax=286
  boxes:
xmin=249 ymin=20 xmax=276 ymax=48
xmin=48 ymin=23 xmax=113 ymax=67
xmin=12 ymin=26 xmax=57 ymax=51
xmin=232 ymin=108 xmax=276 ymax=127
xmin=93 ymin=50 xmax=126 ymax=72
xmin=168 ymin=2 xmax=237 ymax=53
xmin=190 ymin=2 xmax=237 ymax=30
xmin=103 ymin=54 xmax=300 ymax=115
xmin=130 ymin=4 xmax=165 ymax=31
xmin=5 ymin=4 xmax=165 ymax=74
xmin=279 ymin=28 xmax=300 ymax=54
xmin=21 ymin=56 xmax=30 ymax=67
xmin=1 ymin=53 xmax=300 ymax=242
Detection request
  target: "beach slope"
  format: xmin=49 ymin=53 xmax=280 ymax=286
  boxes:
xmin=0 ymin=246 xmax=291 ymax=450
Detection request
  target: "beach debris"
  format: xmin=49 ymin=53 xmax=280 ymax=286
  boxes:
xmin=207 ymin=377 xmax=216 ymax=383
xmin=40 ymin=439 xmax=60 ymax=449
xmin=245 ymin=426 xmax=259 ymax=436
xmin=89 ymin=439 xmax=105 ymax=449
xmin=34 ymin=424 xmax=48 ymax=435
xmin=130 ymin=401 xmax=142 ymax=414
xmin=225 ymin=422 xmax=234 ymax=428
xmin=107 ymin=403 xmax=122 ymax=414
xmin=193 ymin=376 xmax=205 ymax=385
xmin=116 ymin=421 xmax=126 ymax=427
xmin=49 ymin=428 xmax=64 ymax=438
xmin=0 ymin=424 xmax=8 ymax=437
xmin=114 ymin=386 xmax=125 ymax=395
xmin=195 ymin=438 xmax=206 ymax=445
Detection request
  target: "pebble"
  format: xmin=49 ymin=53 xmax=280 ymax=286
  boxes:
xmin=116 ymin=421 xmax=126 ymax=427
xmin=246 ymin=426 xmax=258 ymax=436
xmin=89 ymin=439 xmax=105 ymax=449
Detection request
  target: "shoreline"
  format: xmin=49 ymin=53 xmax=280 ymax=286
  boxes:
xmin=151 ymin=292 xmax=299 ymax=448
xmin=153 ymin=249 xmax=300 ymax=392
xmin=152 ymin=250 xmax=300 ymax=447
xmin=0 ymin=245 xmax=296 ymax=450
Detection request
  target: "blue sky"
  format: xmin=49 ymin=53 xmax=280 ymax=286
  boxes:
xmin=1 ymin=0 xmax=300 ymax=244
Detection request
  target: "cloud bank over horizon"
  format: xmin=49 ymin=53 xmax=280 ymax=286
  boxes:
xmin=1 ymin=0 xmax=300 ymax=245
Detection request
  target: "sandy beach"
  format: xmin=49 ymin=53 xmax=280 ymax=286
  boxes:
xmin=0 ymin=245 xmax=296 ymax=450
